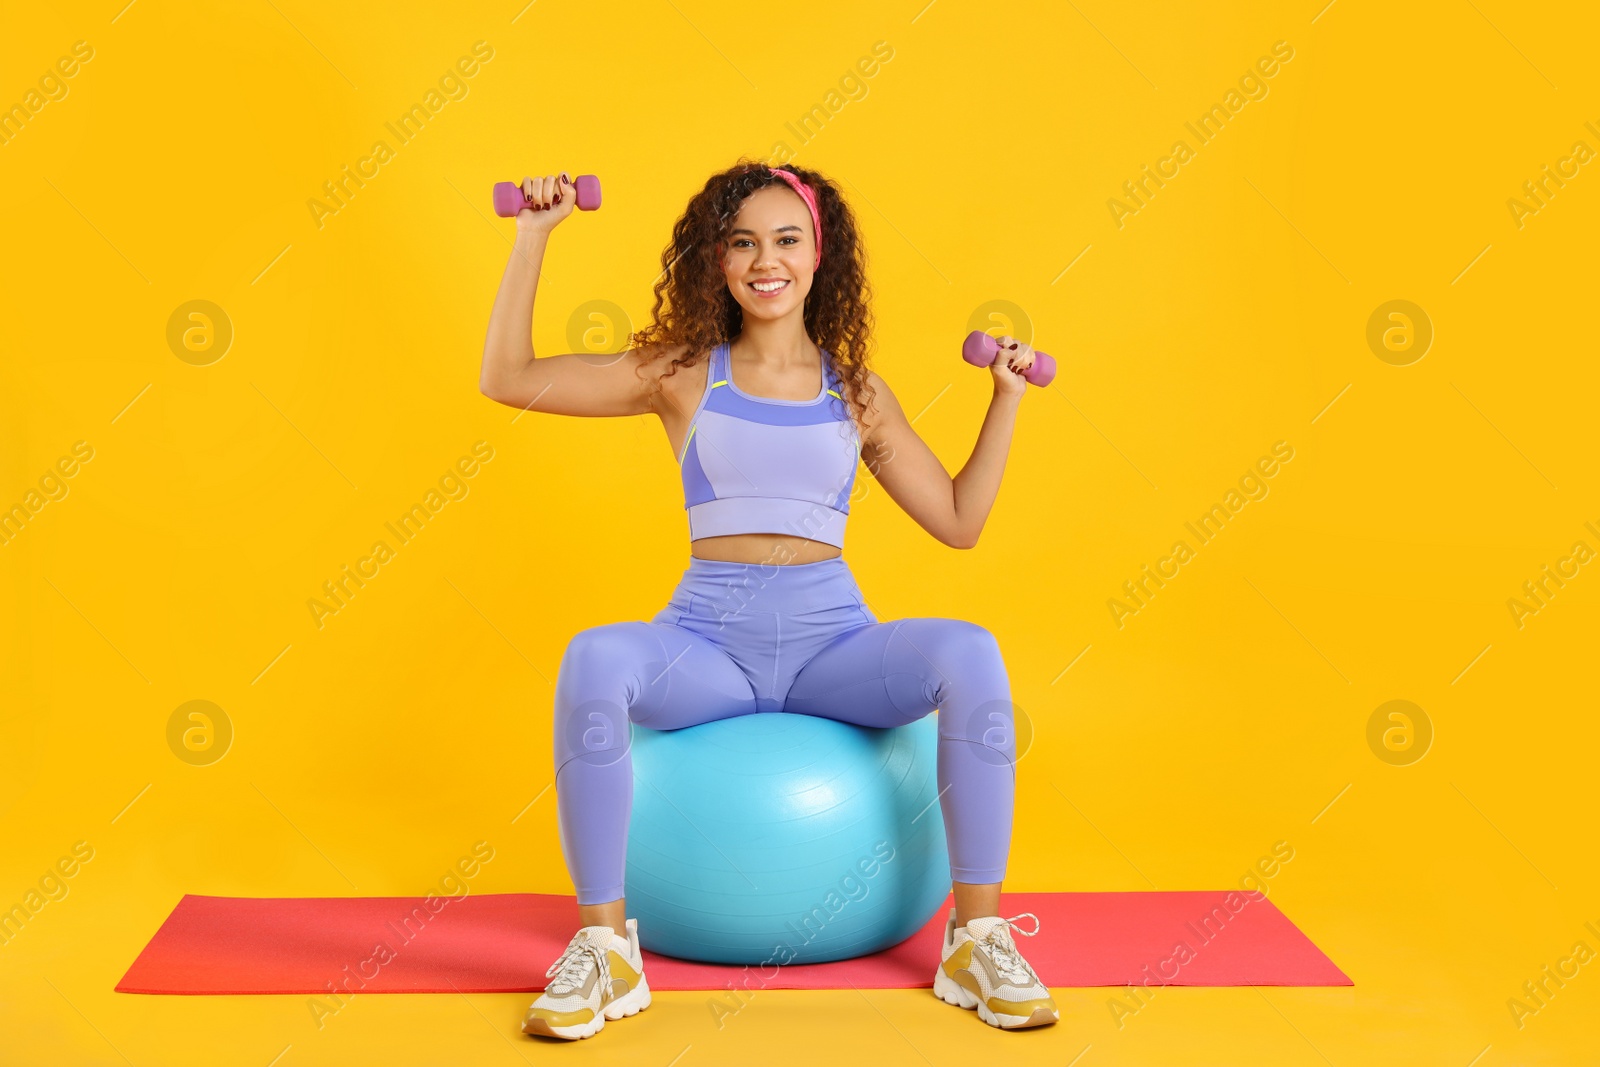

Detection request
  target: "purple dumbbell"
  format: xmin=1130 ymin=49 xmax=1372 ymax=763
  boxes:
xmin=963 ymin=330 xmax=1056 ymax=387
xmin=493 ymin=175 xmax=602 ymax=217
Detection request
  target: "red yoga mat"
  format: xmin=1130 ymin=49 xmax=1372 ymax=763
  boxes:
xmin=115 ymin=890 xmax=1350 ymax=995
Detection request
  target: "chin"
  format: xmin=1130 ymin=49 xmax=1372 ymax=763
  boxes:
xmin=740 ymin=298 xmax=794 ymax=319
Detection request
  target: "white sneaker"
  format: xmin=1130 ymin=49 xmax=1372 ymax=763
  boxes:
xmin=932 ymin=908 xmax=1060 ymax=1030
xmin=522 ymin=917 xmax=651 ymax=1040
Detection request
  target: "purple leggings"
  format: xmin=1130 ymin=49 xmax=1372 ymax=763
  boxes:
xmin=552 ymin=556 xmax=1017 ymax=905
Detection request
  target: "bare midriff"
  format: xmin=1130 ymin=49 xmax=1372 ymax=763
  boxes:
xmin=690 ymin=533 xmax=842 ymax=565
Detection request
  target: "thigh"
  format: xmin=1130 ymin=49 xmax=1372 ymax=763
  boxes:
xmin=558 ymin=617 xmax=759 ymax=731
xmin=781 ymin=616 xmax=995 ymax=728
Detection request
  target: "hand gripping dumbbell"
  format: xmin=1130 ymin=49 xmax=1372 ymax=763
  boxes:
xmin=962 ymin=330 xmax=1056 ymax=386
xmin=492 ymin=175 xmax=603 ymax=216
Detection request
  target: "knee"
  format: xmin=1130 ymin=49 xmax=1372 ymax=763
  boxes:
xmin=558 ymin=622 xmax=672 ymax=698
xmin=905 ymin=620 xmax=1014 ymax=762
xmin=936 ymin=619 xmax=1002 ymax=665
xmin=553 ymin=624 xmax=649 ymax=775
xmin=559 ymin=624 xmax=637 ymax=681
xmin=896 ymin=618 xmax=1004 ymax=686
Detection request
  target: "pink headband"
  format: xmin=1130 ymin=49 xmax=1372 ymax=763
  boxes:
xmin=769 ymin=168 xmax=823 ymax=269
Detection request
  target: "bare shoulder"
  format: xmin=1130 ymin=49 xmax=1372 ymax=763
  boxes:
xmin=864 ymin=368 xmax=895 ymax=398
xmin=857 ymin=368 xmax=906 ymax=448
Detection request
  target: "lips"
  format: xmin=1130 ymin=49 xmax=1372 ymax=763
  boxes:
xmin=749 ymin=279 xmax=790 ymax=296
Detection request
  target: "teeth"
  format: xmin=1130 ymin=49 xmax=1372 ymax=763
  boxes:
xmin=751 ymin=280 xmax=788 ymax=292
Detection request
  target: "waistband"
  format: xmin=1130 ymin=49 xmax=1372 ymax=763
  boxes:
xmin=687 ymin=497 xmax=848 ymax=550
xmin=668 ymin=555 xmax=865 ymax=616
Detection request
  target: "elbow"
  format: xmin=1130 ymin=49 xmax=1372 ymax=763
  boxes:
xmin=479 ymin=367 xmax=511 ymax=404
xmin=945 ymin=528 xmax=980 ymax=550
xmin=478 ymin=345 xmax=524 ymax=402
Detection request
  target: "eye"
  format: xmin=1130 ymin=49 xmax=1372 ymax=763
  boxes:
xmin=780 ymin=236 xmax=798 ymax=245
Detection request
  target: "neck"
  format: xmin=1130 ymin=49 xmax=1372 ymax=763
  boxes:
xmin=732 ymin=316 xmax=816 ymax=366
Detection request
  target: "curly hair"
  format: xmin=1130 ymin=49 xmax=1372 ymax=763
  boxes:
xmin=628 ymin=158 xmax=879 ymax=431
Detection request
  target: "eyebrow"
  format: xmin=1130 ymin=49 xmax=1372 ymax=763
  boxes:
xmin=727 ymin=225 xmax=805 ymax=236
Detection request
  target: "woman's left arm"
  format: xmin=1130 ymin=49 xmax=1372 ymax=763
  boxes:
xmin=860 ymin=337 xmax=1036 ymax=549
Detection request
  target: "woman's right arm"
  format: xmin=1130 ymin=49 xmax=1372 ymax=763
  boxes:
xmin=479 ymin=172 xmax=662 ymax=417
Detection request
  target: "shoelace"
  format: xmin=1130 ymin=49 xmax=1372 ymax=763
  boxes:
xmin=977 ymin=912 xmax=1042 ymax=986
xmin=545 ymin=933 xmax=612 ymax=995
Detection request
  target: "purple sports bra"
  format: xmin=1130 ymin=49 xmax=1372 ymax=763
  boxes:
xmin=677 ymin=341 xmax=861 ymax=548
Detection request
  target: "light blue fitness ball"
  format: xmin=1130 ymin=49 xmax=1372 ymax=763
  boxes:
xmin=624 ymin=712 xmax=951 ymax=965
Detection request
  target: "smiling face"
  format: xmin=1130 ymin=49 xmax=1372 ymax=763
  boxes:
xmin=720 ymin=185 xmax=816 ymax=321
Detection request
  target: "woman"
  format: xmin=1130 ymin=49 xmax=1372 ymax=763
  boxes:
xmin=479 ymin=160 xmax=1056 ymax=1039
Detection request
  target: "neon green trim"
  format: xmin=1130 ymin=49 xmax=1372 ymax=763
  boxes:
xmin=680 ymin=383 xmax=725 ymax=465
xmin=826 ymin=388 xmax=841 ymax=398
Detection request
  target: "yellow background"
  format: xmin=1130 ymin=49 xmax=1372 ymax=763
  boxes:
xmin=3 ymin=1 xmax=1596 ymax=1063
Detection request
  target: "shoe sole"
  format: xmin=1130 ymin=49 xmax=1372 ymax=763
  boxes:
xmin=933 ymin=968 xmax=1059 ymax=1030
xmin=523 ymin=975 xmax=652 ymax=1040
xmin=521 ymin=1012 xmax=603 ymax=1041
xmin=604 ymin=976 xmax=653 ymax=1021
